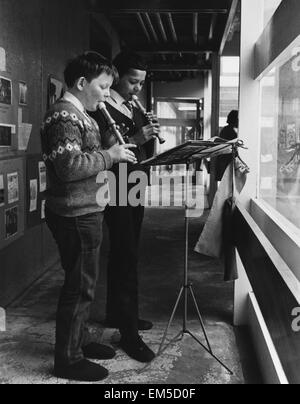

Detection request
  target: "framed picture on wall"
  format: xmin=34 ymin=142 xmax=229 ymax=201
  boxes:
xmin=0 ymin=174 xmax=4 ymax=207
xmin=7 ymin=172 xmax=19 ymax=204
xmin=0 ymin=158 xmax=24 ymax=249
xmin=38 ymin=161 xmax=47 ymax=193
xmin=29 ymin=179 xmax=38 ymax=213
xmin=0 ymin=124 xmax=13 ymax=147
xmin=48 ymin=76 xmax=64 ymax=108
xmin=5 ymin=206 xmax=18 ymax=239
xmin=41 ymin=200 xmax=46 ymax=220
xmin=0 ymin=76 xmax=12 ymax=105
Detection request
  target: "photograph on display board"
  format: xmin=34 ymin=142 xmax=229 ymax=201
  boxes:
xmin=0 ymin=76 xmax=12 ymax=105
xmin=0 ymin=174 xmax=4 ymax=207
xmin=41 ymin=200 xmax=46 ymax=220
xmin=7 ymin=172 xmax=19 ymax=204
xmin=5 ymin=206 xmax=18 ymax=239
xmin=29 ymin=179 xmax=38 ymax=213
xmin=19 ymin=81 xmax=28 ymax=106
xmin=48 ymin=76 xmax=64 ymax=108
xmin=0 ymin=124 xmax=12 ymax=147
xmin=38 ymin=161 xmax=47 ymax=193
xmin=0 ymin=47 xmax=6 ymax=72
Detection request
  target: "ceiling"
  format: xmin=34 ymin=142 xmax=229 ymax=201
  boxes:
xmin=87 ymin=0 xmax=240 ymax=81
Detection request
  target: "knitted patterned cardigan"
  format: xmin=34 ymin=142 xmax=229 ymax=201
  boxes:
xmin=41 ymin=100 xmax=113 ymax=217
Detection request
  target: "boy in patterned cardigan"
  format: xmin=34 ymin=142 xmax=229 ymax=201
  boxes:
xmin=41 ymin=52 xmax=137 ymax=382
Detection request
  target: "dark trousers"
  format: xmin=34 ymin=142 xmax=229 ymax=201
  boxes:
xmin=105 ymin=204 xmax=145 ymax=339
xmin=46 ymin=208 xmax=104 ymax=366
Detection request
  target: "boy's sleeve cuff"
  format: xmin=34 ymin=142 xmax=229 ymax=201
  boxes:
xmin=100 ymin=150 xmax=113 ymax=170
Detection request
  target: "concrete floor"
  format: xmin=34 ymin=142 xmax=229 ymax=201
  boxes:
xmin=0 ymin=207 xmax=261 ymax=384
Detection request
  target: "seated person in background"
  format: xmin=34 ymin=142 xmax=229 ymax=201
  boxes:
xmin=219 ymin=110 xmax=239 ymax=141
xmin=215 ymin=110 xmax=239 ymax=180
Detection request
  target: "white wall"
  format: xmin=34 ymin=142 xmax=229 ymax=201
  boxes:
xmin=238 ymin=0 xmax=264 ymax=210
xmin=251 ymin=199 xmax=300 ymax=282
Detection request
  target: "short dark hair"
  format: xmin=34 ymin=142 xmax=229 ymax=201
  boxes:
xmin=113 ymin=51 xmax=148 ymax=78
xmin=64 ymin=51 xmax=118 ymax=88
xmin=227 ymin=110 xmax=239 ymax=125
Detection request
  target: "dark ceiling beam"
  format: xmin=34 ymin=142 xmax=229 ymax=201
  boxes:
xmin=154 ymin=13 xmax=168 ymax=42
xmin=209 ymin=13 xmax=218 ymax=40
xmin=88 ymin=0 xmax=231 ymax=14
xmin=193 ymin=13 xmax=198 ymax=45
xmin=153 ymin=13 xmax=168 ymax=62
xmin=136 ymin=13 xmax=152 ymax=42
xmin=219 ymin=0 xmax=239 ymax=55
xmin=137 ymin=13 xmax=167 ymax=62
xmin=165 ymin=13 xmax=178 ymax=43
xmin=165 ymin=12 xmax=183 ymax=57
xmin=148 ymin=64 xmax=211 ymax=72
xmin=143 ymin=13 xmax=159 ymax=42
xmin=108 ymin=9 xmax=228 ymax=14
xmin=206 ymin=13 xmax=218 ymax=60
xmin=136 ymin=47 xmax=215 ymax=54
xmin=151 ymin=76 xmax=193 ymax=83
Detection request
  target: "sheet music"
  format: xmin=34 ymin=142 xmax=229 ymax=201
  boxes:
xmin=141 ymin=139 xmax=241 ymax=166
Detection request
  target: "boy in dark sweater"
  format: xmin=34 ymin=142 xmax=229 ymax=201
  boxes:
xmin=41 ymin=52 xmax=137 ymax=382
xmin=89 ymin=52 xmax=160 ymax=363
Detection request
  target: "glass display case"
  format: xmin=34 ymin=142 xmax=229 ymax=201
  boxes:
xmin=259 ymin=43 xmax=300 ymax=228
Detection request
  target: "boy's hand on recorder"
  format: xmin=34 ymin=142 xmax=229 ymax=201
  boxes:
xmin=145 ymin=112 xmax=159 ymax=124
xmin=108 ymin=144 xmax=137 ymax=164
xmin=132 ymin=124 xmax=160 ymax=144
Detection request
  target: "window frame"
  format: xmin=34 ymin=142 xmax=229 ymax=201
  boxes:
xmin=253 ymin=0 xmax=300 ymax=269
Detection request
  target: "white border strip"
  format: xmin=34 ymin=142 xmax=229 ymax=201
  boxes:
xmin=248 ymin=292 xmax=289 ymax=385
xmin=252 ymin=198 xmax=300 ymax=248
xmin=238 ymin=202 xmax=300 ymax=304
xmin=251 ymin=198 xmax=300 ymax=283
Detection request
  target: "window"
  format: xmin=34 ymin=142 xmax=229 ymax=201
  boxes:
xmin=156 ymin=99 xmax=201 ymax=153
xmin=219 ymin=57 xmax=240 ymax=129
xmin=155 ymin=99 xmax=201 ymax=174
xmin=259 ymin=44 xmax=300 ymax=228
xmin=263 ymin=0 xmax=283 ymax=27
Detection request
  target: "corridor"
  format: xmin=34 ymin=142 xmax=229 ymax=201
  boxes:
xmin=0 ymin=207 xmax=260 ymax=384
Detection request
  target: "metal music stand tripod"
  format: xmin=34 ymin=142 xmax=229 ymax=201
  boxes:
xmin=141 ymin=141 xmax=234 ymax=375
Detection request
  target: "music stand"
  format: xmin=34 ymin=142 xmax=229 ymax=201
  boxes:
xmin=141 ymin=140 xmax=240 ymax=375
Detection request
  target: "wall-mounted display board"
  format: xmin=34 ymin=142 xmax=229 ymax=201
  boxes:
xmin=0 ymin=72 xmax=16 ymax=155
xmin=26 ymin=155 xmax=47 ymax=229
xmin=0 ymin=157 xmax=25 ymax=250
xmin=0 ymin=60 xmax=38 ymax=156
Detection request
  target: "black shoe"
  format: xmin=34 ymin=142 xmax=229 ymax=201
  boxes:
xmin=103 ymin=318 xmax=153 ymax=331
xmin=120 ymin=336 xmax=155 ymax=363
xmin=82 ymin=343 xmax=116 ymax=360
xmin=54 ymin=359 xmax=108 ymax=382
xmin=137 ymin=319 xmax=153 ymax=331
